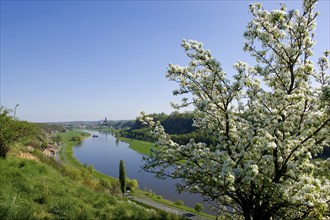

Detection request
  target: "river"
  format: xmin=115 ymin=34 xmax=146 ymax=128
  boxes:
xmin=73 ymin=130 xmax=215 ymax=214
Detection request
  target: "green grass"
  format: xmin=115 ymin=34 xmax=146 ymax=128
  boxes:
xmin=118 ymin=136 xmax=188 ymax=165
xmin=0 ymin=156 xmax=178 ymax=220
xmin=117 ymin=137 xmax=159 ymax=156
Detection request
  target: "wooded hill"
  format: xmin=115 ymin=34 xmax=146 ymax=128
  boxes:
xmin=120 ymin=111 xmax=330 ymax=158
xmin=120 ymin=112 xmax=217 ymax=147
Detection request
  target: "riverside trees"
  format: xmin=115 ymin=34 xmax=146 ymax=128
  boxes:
xmin=141 ymin=0 xmax=330 ymax=219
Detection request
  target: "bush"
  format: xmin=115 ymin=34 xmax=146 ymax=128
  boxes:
xmin=175 ymin=200 xmax=184 ymax=206
xmin=62 ymin=165 xmax=82 ymax=181
xmin=80 ymin=166 xmax=97 ymax=188
xmin=128 ymin=179 xmax=139 ymax=192
xmin=71 ymin=135 xmax=83 ymax=142
xmin=27 ymin=139 xmax=42 ymax=149
xmin=97 ymin=179 xmax=112 ymax=193
xmin=194 ymin=203 xmax=203 ymax=214
xmin=52 ymin=134 xmax=62 ymax=143
xmin=0 ymin=107 xmax=37 ymax=157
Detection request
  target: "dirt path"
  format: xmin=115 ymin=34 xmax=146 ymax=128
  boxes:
xmin=55 ymin=143 xmax=72 ymax=166
xmin=54 ymin=144 xmax=62 ymax=162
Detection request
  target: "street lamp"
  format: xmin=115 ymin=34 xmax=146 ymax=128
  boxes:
xmin=14 ymin=104 xmax=19 ymax=120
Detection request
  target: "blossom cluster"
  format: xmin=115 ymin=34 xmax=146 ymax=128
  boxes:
xmin=141 ymin=0 xmax=330 ymax=219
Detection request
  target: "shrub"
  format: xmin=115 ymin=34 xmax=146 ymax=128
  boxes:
xmin=194 ymin=203 xmax=203 ymax=214
xmin=0 ymin=107 xmax=37 ymax=157
xmin=71 ymin=135 xmax=83 ymax=142
xmin=62 ymin=165 xmax=82 ymax=181
xmin=175 ymin=200 xmax=184 ymax=206
xmin=128 ymin=179 xmax=139 ymax=192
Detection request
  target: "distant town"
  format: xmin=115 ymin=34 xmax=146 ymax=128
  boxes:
xmin=48 ymin=117 xmax=135 ymax=130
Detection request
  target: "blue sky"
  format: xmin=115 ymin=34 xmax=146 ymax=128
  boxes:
xmin=1 ymin=0 xmax=329 ymax=122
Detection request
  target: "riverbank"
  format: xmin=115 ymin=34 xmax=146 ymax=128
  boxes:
xmin=59 ymin=130 xmax=90 ymax=166
xmin=59 ymin=130 xmax=119 ymax=183
xmin=62 ymin=130 xmax=215 ymax=219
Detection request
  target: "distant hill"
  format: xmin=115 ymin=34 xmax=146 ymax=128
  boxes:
xmin=106 ymin=120 xmax=135 ymax=129
xmin=131 ymin=112 xmax=196 ymax=134
xmin=120 ymin=112 xmax=216 ymax=147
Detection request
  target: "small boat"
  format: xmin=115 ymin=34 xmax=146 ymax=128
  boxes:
xmin=92 ymin=135 xmax=99 ymax=138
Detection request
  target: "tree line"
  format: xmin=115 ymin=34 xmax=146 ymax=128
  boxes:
xmin=120 ymin=111 xmax=218 ymax=146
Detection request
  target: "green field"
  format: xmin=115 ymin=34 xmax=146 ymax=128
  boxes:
xmin=117 ymin=137 xmax=159 ymax=156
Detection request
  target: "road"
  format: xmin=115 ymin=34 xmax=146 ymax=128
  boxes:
xmin=129 ymin=195 xmax=213 ymax=220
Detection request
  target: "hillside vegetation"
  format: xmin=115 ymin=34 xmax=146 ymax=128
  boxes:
xmin=120 ymin=112 xmax=217 ymax=147
xmin=0 ymin=156 xmax=165 ymax=219
xmin=0 ymin=107 xmax=181 ymax=219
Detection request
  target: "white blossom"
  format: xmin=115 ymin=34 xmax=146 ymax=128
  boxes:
xmin=142 ymin=0 xmax=330 ymax=219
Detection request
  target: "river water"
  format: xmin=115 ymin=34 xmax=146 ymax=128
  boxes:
xmin=73 ymin=130 xmax=215 ymax=214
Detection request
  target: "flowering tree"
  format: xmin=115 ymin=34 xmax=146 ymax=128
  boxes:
xmin=141 ymin=0 xmax=330 ymax=219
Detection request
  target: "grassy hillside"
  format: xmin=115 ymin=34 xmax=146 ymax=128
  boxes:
xmin=0 ymin=109 xmax=182 ymax=220
xmin=0 ymin=155 xmax=174 ymax=219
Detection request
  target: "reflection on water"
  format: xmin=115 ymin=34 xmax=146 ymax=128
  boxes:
xmin=74 ymin=130 xmax=215 ymax=214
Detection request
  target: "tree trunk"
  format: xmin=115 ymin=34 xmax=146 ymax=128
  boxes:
xmin=241 ymin=203 xmax=251 ymax=220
